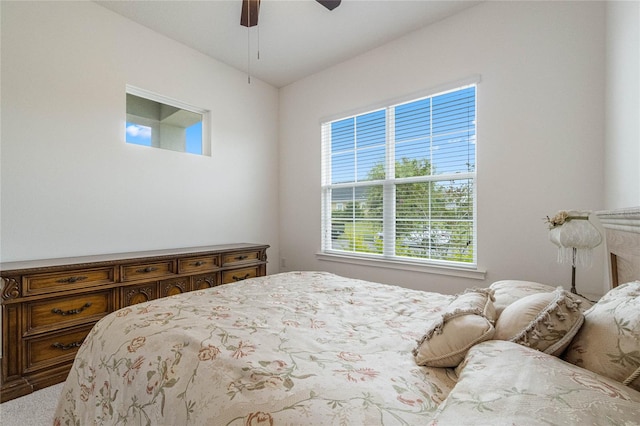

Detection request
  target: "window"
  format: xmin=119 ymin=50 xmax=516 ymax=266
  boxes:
xmin=125 ymin=86 xmax=210 ymax=156
xmin=321 ymin=84 xmax=477 ymax=267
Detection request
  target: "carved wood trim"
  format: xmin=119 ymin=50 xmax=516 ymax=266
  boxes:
xmin=1 ymin=277 xmax=21 ymax=300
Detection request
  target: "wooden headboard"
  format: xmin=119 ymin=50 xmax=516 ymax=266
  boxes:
xmin=596 ymin=207 xmax=640 ymax=287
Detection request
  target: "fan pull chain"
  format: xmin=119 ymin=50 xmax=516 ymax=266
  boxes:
xmin=244 ymin=0 xmax=260 ymax=84
xmin=247 ymin=0 xmax=251 ymax=83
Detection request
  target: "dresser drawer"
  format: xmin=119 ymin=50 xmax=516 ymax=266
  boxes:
xmin=159 ymin=277 xmax=190 ymax=298
xmin=24 ymin=325 xmax=93 ymax=373
xmin=24 ymin=267 xmax=116 ymax=296
xmin=120 ymin=282 xmax=158 ymax=307
xmin=222 ymin=267 xmax=259 ymax=284
xmin=121 ymin=261 xmax=175 ymax=282
xmin=222 ymin=250 xmax=262 ymax=266
xmin=25 ymin=291 xmax=113 ymax=336
xmin=192 ymin=273 xmax=220 ymax=290
xmin=178 ymin=255 xmax=220 ymax=274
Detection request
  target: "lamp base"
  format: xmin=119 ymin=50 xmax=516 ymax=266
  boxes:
xmin=569 ymin=252 xmax=592 ymax=301
xmin=570 ymin=282 xmax=594 ymax=302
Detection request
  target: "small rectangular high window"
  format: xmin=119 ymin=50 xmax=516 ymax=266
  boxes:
xmin=126 ymin=86 xmax=210 ymax=156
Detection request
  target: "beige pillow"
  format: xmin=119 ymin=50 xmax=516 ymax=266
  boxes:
xmin=564 ymin=281 xmax=640 ymax=391
xmin=490 ymin=280 xmax=559 ymax=317
xmin=413 ymin=288 xmax=496 ymax=367
xmin=494 ymin=287 xmax=584 ymax=356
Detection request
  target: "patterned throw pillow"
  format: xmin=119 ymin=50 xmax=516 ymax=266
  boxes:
xmin=494 ymin=287 xmax=584 ymax=356
xmin=413 ymin=288 xmax=496 ymax=368
xmin=563 ymin=281 xmax=640 ymax=391
xmin=490 ymin=280 xmax=560 ymax=317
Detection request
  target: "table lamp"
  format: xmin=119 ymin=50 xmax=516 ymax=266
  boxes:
xmin=547 ymin=210 xmax=602 ymax=296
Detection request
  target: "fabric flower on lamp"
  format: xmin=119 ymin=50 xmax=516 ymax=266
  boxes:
xmin=546 ymin=210 xmax=602 ymax=296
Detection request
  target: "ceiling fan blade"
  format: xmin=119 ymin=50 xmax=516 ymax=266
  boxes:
xmin=316 ymin=0 xmax=341 ymax=11
xmin=240 ymin=0 xmax=260 ymax=27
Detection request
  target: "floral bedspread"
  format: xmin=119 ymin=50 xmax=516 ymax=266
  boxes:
xmin=54 ymin=271 xmax=457 ymax=425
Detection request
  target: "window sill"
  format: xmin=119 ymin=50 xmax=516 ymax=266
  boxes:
xmin=316 ymin=251 xmax=486 ymax=280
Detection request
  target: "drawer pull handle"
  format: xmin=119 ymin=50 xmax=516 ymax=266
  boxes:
xmin=52 ymin=340 xmax=84 ymax=351
xmin=51 ymin=302 xmax=92 ymax=316
xmin=56 ymin=276 xmax=88 ymax=284
xmin=137 ymin=267 xmax=158 ymax=273
xmin=194 ymin=261 xmax=205 ymax=266
xmin=232 ymin=273 xmax=251 ymax=281
xmin=235 ymin=255 xmax=249 ymax=261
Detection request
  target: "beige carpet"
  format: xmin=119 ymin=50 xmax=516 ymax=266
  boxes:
xmin=0 ymin=383 xmax=63 ymax=426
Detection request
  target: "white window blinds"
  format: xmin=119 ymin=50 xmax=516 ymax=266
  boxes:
xmin=321 ymin=84 xmax=477 ymax=266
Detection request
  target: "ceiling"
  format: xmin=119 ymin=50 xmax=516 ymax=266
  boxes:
xmin=95 ymin=0 xmax=481 ymax=88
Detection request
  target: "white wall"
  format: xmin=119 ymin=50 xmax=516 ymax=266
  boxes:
xmin=605 ymin=0 xmax=640 ymax=209
xmin=279 ymin=1 xmax=607 ymax=295
xmin=0 ymin=1 xmax=280 ymax=270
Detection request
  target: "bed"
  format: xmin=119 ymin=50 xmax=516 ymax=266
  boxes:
xmin=54 ymin=208 xmax=640 ymax=425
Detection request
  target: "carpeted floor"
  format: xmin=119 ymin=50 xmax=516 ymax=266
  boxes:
xmin=0 ymin=383 xmax=63 ymax=426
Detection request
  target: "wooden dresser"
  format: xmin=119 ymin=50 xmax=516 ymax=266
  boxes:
xmin=0 ymin=243 xmax=268 ymax=402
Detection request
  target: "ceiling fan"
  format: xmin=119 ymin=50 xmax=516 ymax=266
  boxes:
xmin=241 ymin=0 xmax=342 ymax=27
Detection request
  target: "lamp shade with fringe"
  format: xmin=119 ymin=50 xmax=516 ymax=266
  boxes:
xmin=548 ymin=210 xmax=602 ymax=267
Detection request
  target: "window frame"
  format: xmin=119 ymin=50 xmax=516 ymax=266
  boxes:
xmin=319 ymin=78 xmax=481 ymax=276
xmin=125 ymin=85 xmax=211 ymax=156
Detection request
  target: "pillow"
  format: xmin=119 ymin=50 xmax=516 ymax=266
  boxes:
xmin=494 ymin=287 xmax=584 ymax=356
xmin=563 ymin=281 xmax=640 ymax=391
xmin=413 ymin=288 xmax=496 ymax=367
xmin=490 ymin=280 xmax=559 ymax=317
